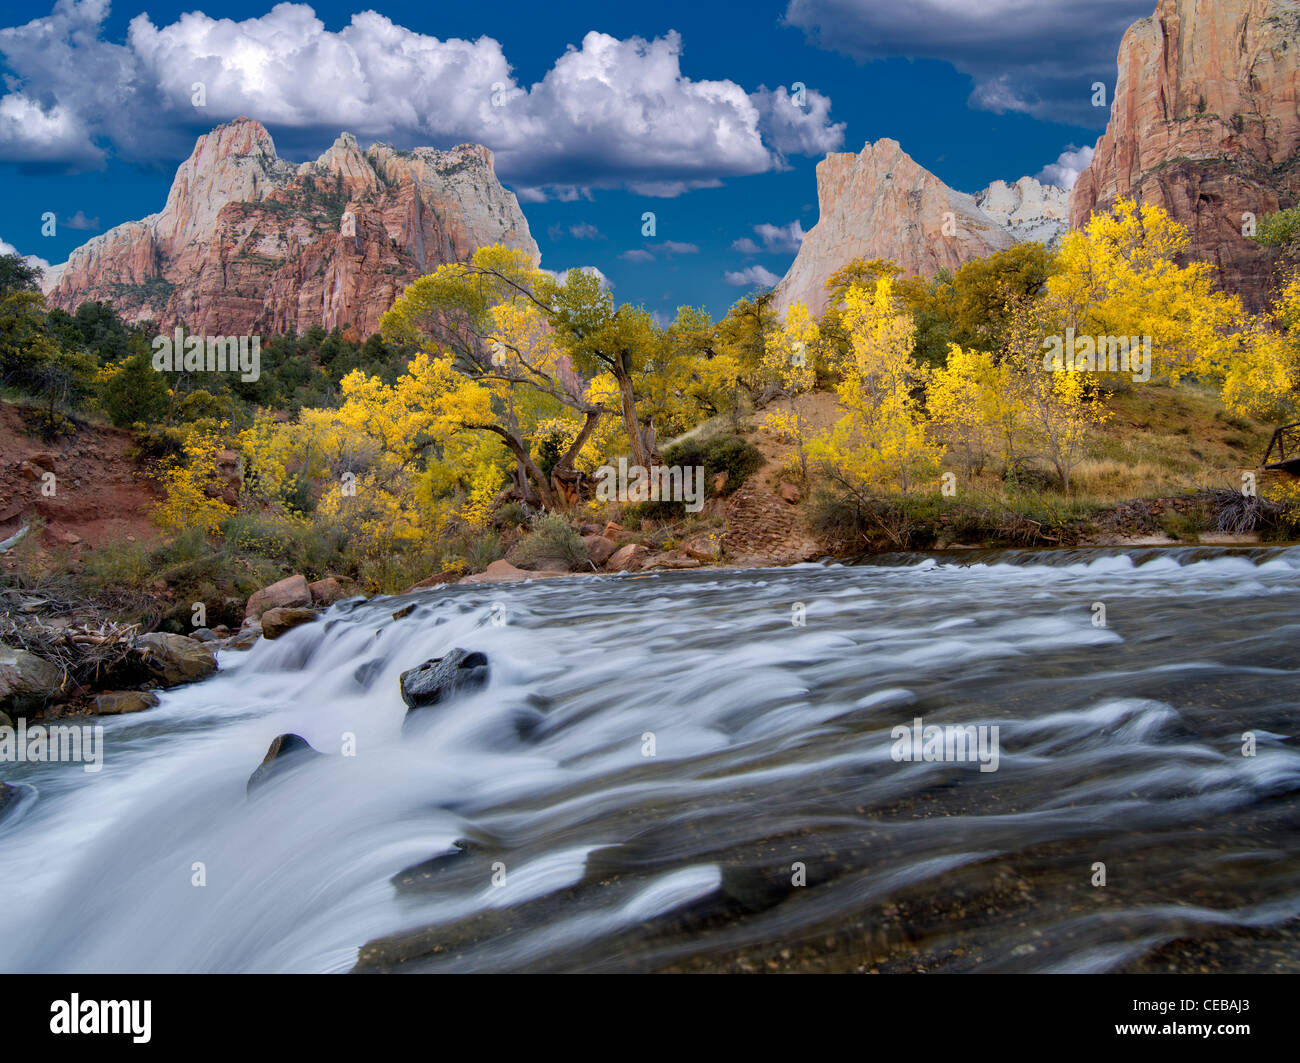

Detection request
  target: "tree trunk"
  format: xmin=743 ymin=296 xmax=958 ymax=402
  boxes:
xmin=612 ymin=359 xmax=655 ymax=468
xmin=472 ymin=424 xmax=557 ymax=509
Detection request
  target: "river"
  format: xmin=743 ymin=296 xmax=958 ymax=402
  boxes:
xmin=2 ymin=547 xmax=1299 ymax=973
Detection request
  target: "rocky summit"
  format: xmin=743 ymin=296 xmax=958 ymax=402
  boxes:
xmin=1071 ymin=0 xmax=1300 ymax=310
xmin=772 ymin=139 xmax=1068 ymax=317
xmin=42 ymin=118 xmax=538 ymax=337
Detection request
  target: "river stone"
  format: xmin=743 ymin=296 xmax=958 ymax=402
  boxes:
xmin=244 ymin=574 xmax=312 ymax=621
xmin=0 ymin=644 xmax=64 ymax=710
xmin=133 ymin=633 xmax=217 ymax=687
xmin=400 ymin=649 xmax=489 ymax=713
xmin=606 ymin=544 xmax=650 ymax=572
xmin=582 ymin=534 xmax=617 ymax=566
xmin=0 ymin=711 xmax=12 ymax=730
xmin=308 ymin=577 xmax=353 ymax=605
xmin=260 ymin=606 xmax=317 ymax=640
xmin=93 ymin=690 xmax=160 ymax=716
xmin=0 ymin=780 xmax=34 ymax=825
xmin=246 ymin=733 xmax=322 ymax=794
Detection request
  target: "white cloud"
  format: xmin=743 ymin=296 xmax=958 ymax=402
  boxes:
xmin=733 ymin=220 xmax=804 ymax=255
xmin=723 ymin=265 xmax=781 ymax=287
xmin=0 ymin=3 xmax=844 ymax=196
xmin=619 ymin=249 xmax=655 ymax=263
xmin=783 ymin=0 xmax=1152 ymax=125
xmin=0 ymin=236 xmax=53 ymax=278
xmin=1037 ymin=144 xmax=1094 ymax=189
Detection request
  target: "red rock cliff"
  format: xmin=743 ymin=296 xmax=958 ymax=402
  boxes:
xmin=1070 ymin=0 xmax=1300 ymax=310
xmin=44 ymin=118 xmax=539 ymax=337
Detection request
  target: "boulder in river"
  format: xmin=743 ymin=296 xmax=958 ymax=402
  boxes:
xmin=132 ymin=633 xmax=217 ymax=687
xmin=0 ymin=644 xmax=65 ymax=712
xmin=244 ymin=574 xmax=312 ymax=621
xmin=400 ymin=649 xmax=489 ymax=714
xmin=260 ymin=606 xmax=317 ymax=640
xmin=0 ymin=780 xmax=34 ymax=825
xmin=92 ymin=690 xmax=160 ymax=716
xmin=246 ymin=733 xmax=323 ymax=794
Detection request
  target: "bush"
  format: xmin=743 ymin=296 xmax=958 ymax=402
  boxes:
xmin=450 ymin=528 xmax=504 ymax=572
xmin=513 ymin=513 xmax=587 ymax=570
xmin=664 ymin=432 xmax=763 ymax=498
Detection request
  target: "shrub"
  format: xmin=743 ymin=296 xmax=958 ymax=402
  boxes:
xmin=513 ymin=513 xmax=587 ymax=569
xmin=664 ymin=432 xmax=763 ymax=498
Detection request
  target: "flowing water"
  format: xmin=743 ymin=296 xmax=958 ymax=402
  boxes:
xmin=2 ymin=547 xmax=1300 ymax=973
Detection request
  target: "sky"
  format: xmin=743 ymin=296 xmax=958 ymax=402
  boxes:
xmin=0 ymin=0 xmax=1156 ymax=321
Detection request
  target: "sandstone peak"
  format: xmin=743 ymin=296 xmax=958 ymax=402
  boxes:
xmin=45 ymin=121 xmax=539 ymax=337
xmin=772 ymin=139 xmax=1067 ymax=316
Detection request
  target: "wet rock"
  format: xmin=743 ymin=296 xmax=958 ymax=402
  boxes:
xmin=0 ymin=711 xmax=12 ymax=731
xmin=391 ymin=838 xmax=485 ymax=893
xmin=606 ymin=544 xmax=650 ymax=572
xmin=582 ymin=534 xmax=617 ymax=567
xmin=260 ymin=606 xmax=317 ymax=640
xmin=244 ymin=574 xmax=312 ymax=621
xmin=391 ymin=604 xmax=416 ymax=621
xmin=246 ymin=733 xmax=322 ymax=794
xmin=0 ymin=645 xmax=65 ymax=711
xmin=0 ymin=781 xmax=35 ymax=826
xmin=222 ymin=627 xmax=261 ymax=651
xmin=92 ymin=691 xmax=160 ymax=716
xmin=190 ymin=627 xmax=218 ymax=642
xmin=353 ymin=658 xmax=385 ymax=690
xmin=133 ymin=633 xmax=217 ymax=687
xmin=400 ymin=648 xmax=489 ymax=714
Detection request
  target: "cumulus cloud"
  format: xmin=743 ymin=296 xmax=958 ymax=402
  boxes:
xmin=619 ymin=249 xmax=655 ymax=263
xmin=1036 ymin=144 xmax=1094 ymax=189
xmin=0 ymin=2 xmax=844 ymax=196
xmin=783 ymin=0 xmax=1152 ymax=125
xmin=733 ymin=220 xmax=804 ymax=255
xmin=0 ymin=236 xmax=53 ymax=278
xmin=723 ymin=264 xmax=781 ymax=287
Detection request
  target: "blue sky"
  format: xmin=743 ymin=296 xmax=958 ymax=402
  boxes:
xmin=0 ymin=0 xmax=1154 ymax=320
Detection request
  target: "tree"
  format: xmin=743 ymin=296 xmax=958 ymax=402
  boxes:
xmin=97 ymin=333 xmax=171 ymax=427
xmin=1047 ymin=198 xmax=1241 ymax=382
xmin=381 ymin=246 xmax=607 ymax=507
xmin=761 ymin=301 xmax=819 ymax=477
xmin=811 ymin=276 xmax=944 ymax=494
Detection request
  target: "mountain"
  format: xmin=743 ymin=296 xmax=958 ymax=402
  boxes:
xmin=772 ymin=139 xmax=1068 ymax=316
xmin=1071 ymin=0 xmax=1300 ymax=310
xmin=42 ymin=118 xmax=538 ymax=337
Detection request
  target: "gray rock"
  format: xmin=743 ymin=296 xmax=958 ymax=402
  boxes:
xmin=247 ymin=733 xmax=322 ymax=794
xmin=133 ymin=633 xmax=217 ymax=687
xmin=0 ymin=780 xmax=35 ymax=827
xmin=0 ymin=645 xmax=64 ymax=711
xmin=92 ymin=690 xmax=160 ymax=716
xmin=399 ymin=649 xmax=489 ymax=716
